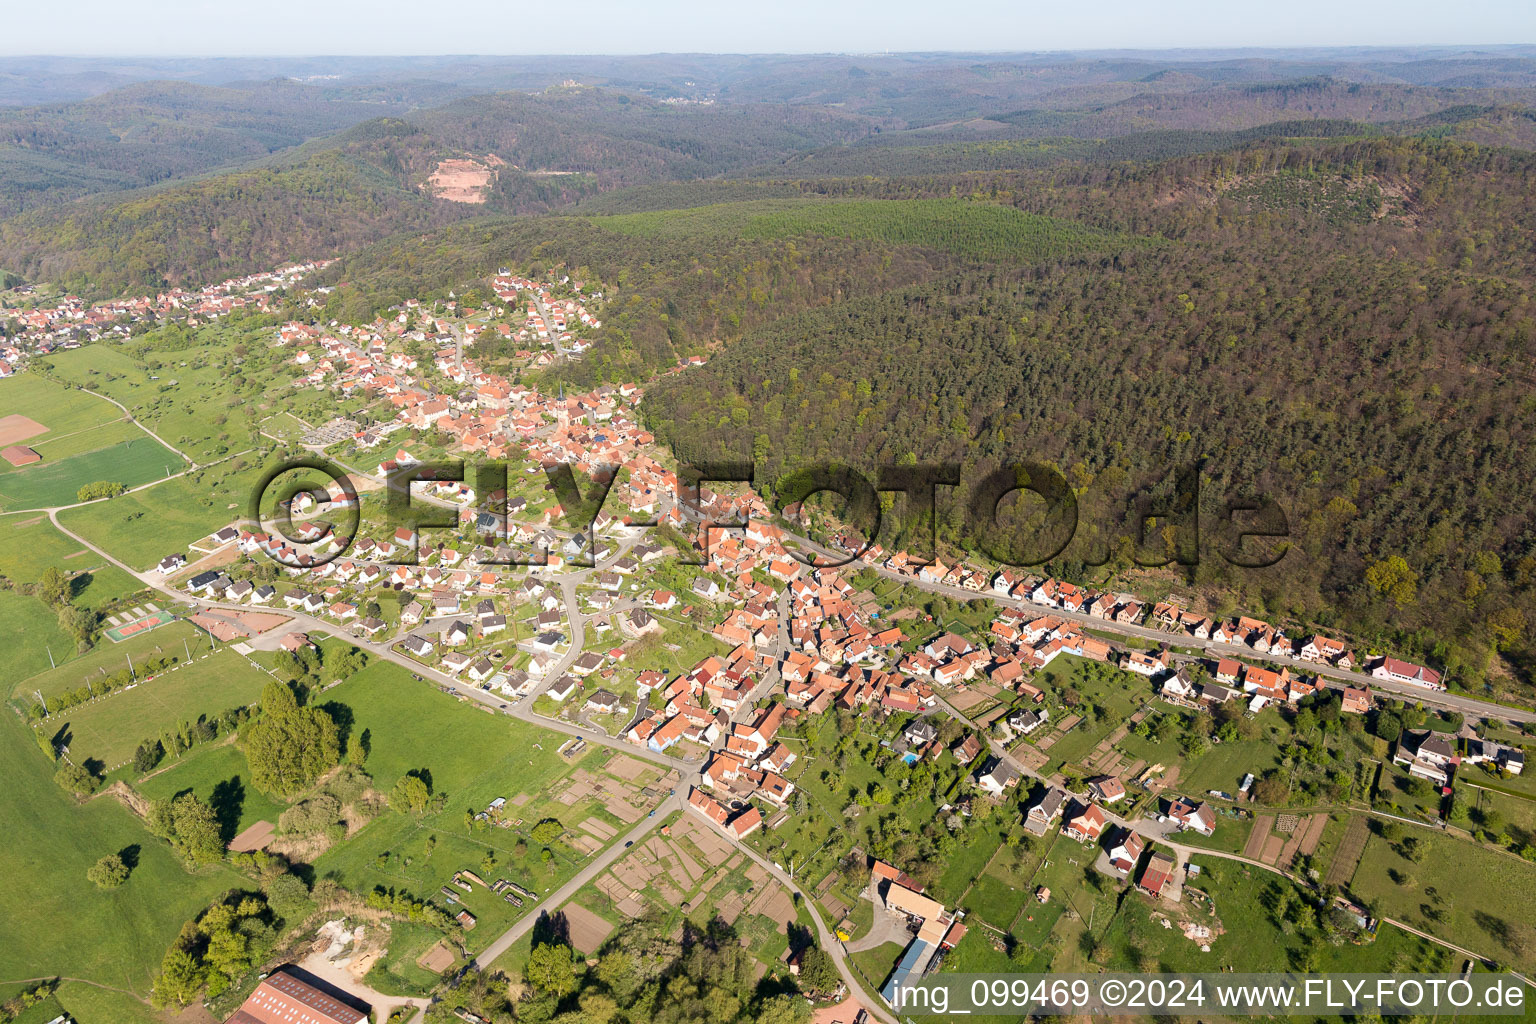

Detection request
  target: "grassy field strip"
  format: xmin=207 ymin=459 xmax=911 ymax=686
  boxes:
xmin=0 ymin=712 xmax=247 ymax=993
xmin=0 ymin=435 xmax=186 ymax=510
xmin=46 ymin=647 xmax=272 ymax=769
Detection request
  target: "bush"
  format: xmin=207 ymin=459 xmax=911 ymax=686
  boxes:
xmin=55 ymin=760 xmax=100 ymax=795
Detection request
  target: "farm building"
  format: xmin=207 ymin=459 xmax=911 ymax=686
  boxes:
xmin=229 ymin=967 xmax=368 ymax=1024
xmin=1 ymin=445 xmax=40 ymax=466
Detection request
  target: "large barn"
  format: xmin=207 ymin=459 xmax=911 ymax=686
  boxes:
xmin=0 ymin=445 xmax=40 ymax=467
xmin=228 ymin=968 xmax=369 ymax=1024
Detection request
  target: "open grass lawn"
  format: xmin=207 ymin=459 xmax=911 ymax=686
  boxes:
xmin=964 ymin=872 xmax=1032 ymax=932
xmin=57 ymin=457 xmax=274 ymax=569
xmin=1463 ymin=761 xmax=1536 ymax=801
xmin=1176 ymin=718 xmax=1292 ymax=795
xmin=620 ymin=612 xmax=733 ymax=678
xmin=1471 ymin=785 xmax=1536 ymax=846
xmin=50 ymin=981 xmax=164 ymax=1024
xmin=310 ymin=660 xmax=659 ymax=959
xmin=1111 ymin=708 xmax=1191 ymax=769
xmin=0 ymin=712 xmax=246 ymax=996
xmin=934 ymin=928 xmax=1052 ymax=1024
xmin=848 ymin=940 xmax=904 ymax=992
xmin=1 ymin=589 xmax=79 ymax=692
xmin=0 ymin=435 xmax=185 ymax=510
xmin=11 ymin=619 xmax=205 ymax=704
xmin=1011 ymin=837 xmax=1117 ymax=951
xmin=1372 ymin=761 xmax=1446 ymax=823
xmin=0 ymin=372 xmax=122 ymax=441
xmin=1349 ymin=832 xmax=1536 ymax=972
xmin=136 ymin=740 xmax=287 ymax=836
xmin=50 ymin=648 xmax=271 ymax=769
xmin=0 ymin=510 xmax=141 ymax=604
xmin=1174 ymin=813 xmax=1254 ymax=855
xmin=934 ymin=825 xmax=1005 ymax=905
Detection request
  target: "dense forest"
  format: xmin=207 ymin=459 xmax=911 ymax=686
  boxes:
xmin=0 ymin=89 xmax=872 ymax=294
xmin=618 ymin=140 xmax=1536 ymax=698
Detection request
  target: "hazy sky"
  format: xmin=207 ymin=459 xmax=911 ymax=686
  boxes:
xmin=4 ymin=0 xmax=1533 ymax=56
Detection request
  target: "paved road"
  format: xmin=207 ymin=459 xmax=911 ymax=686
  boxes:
xmin=677 ymin=802 xmax=901 ymax=1024
xmin=531 ymin=293 xmax=568 ymax=362
xmin=45 ymin=511 xmax=697 ymax=773
xmin=472 ymin=788 xmax=686 ymax=969
xmin=38 ymin=443 xmax=1536 ymax=1002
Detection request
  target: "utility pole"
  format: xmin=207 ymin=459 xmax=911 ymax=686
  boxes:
xmin=127 ymin=653 xmax=135 ymax=680
xmin=45 ymin=644 xmax=55 ymax=670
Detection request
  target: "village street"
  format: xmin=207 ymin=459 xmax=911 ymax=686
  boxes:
xmin=782 ymin=533 xmax=1536 ymax=725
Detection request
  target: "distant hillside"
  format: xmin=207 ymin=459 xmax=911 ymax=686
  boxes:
xmin=0 ymin=88 xmax=870 ymax=295
xmin=0 ymin=79 xmax=406 ymax=218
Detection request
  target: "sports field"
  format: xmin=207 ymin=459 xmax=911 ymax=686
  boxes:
xmin=104 ymin=607 xmax=177 ymax=643
xmin=10 ymin=618 xmax=205 ymax=704
xmin=45 ymin=648 xmax=271 ymax=769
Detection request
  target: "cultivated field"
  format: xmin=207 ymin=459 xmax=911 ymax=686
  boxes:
xmin=0 ymin=435 xmax=183 ymax=510
xmin=0 ymin=374 xmax=183 ymax=510
xmin=0 ymin=374 xmax=122 ymax=441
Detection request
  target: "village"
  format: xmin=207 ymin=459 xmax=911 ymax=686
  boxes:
xmin=95 ymin=262 xmax=1527 ymax=1018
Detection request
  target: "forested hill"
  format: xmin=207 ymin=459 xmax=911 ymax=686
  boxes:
xmin=0 ymin=79 xmax=410 ymax=219
xmin=322 ymin=135 xmax=1536 ymax=695
xmin=612 ymin=139 xmax=1536 ymax=696
xmin=5 ymin=57 xmax=1536 ymax=297
xmin=0 ymin=88 xmax=872 ymax=295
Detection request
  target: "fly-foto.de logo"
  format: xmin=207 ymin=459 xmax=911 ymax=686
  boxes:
xmin=248 ymin=457 xmax=1291 ymax=571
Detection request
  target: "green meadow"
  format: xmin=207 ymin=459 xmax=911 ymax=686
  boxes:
xmin=0 ymin=712 xmax=246 ymax=996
